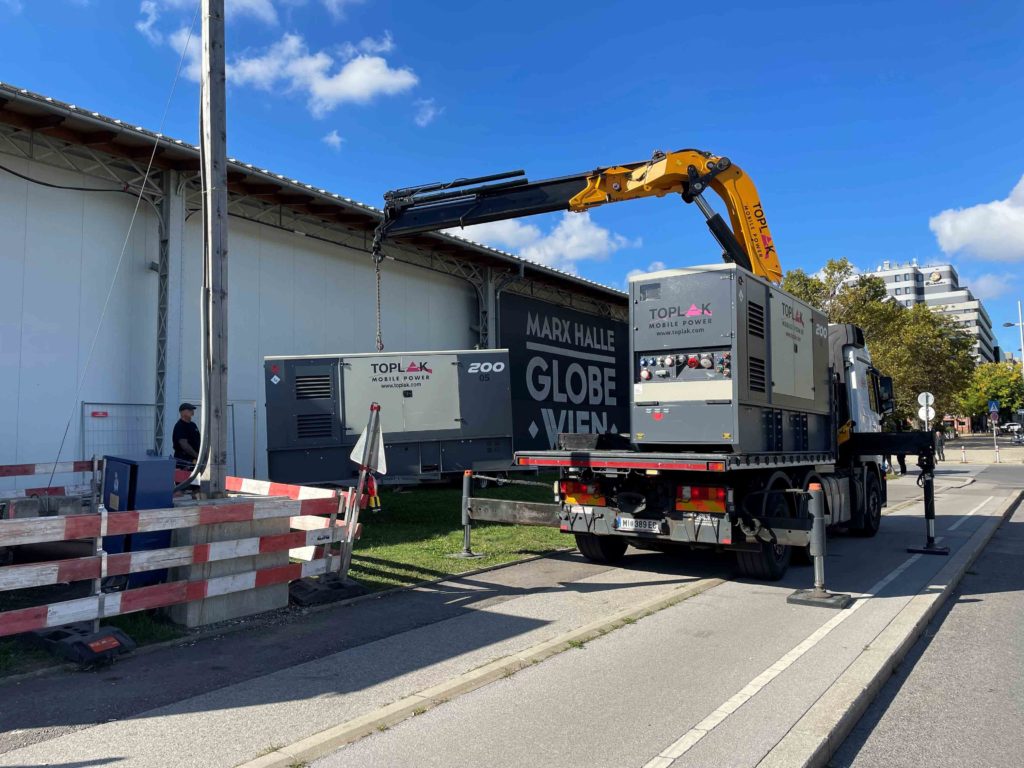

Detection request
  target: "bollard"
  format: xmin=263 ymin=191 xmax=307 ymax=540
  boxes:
xmin=995 ymin=444 xmax=1001 ymax=464
xmin=448 ymin=470 xmax=484 ymax=559
xmin=960 ymin=444 xmax=967 ymax=464
xmin=787 ymin=484 xmax=852 ymax=609
xmin=907 ymin=450 xmax=949 ymax=556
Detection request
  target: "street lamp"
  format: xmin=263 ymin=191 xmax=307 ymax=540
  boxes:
xmin=1003 ymin=299 xmax=1024 ymax=419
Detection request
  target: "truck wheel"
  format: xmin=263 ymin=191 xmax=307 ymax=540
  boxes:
xmin=852 ymin=472 xmax=882 ymax=537
xmin=735 ymin=540 xmax=791 ymax=581
xmin=574 ymin=533 xmax=628 ymax=563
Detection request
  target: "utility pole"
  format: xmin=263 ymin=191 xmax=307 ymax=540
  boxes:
xmin=200 ymin=0 xmax=228 ymax=497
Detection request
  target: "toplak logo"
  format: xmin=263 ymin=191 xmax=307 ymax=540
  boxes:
xmin=781 ymin=302 xmax=805 ymax=327
xmin=371 ymin=361 xmax=433 ymax=374
xmin=649 ymin=303 xmax=713 ymax=320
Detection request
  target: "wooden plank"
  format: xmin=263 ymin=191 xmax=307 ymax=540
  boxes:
xmin=0 ymin=527 xmax=342 ymax=592
xmin=0 ymin=557 xmax=334 ymax=637
xmin=467 ymin=498 xmax=561 ymax=527
xmin=0 ymin=496 xmax=336 ymax=547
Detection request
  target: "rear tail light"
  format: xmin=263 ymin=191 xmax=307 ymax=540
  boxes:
xmin=675 ymin=485 xmax=727 ymax=512
xmin=559 ymin=480 xmax=606 ymax=506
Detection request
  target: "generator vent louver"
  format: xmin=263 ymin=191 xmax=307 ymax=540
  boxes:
xmin=748 ymin=301 xmax=765 ymax=339
xmin=296 ymin=413 xmax=333 ymax=439
xmin=749 ymin=357 xmax=767 ymax=392
xmin=295 ymin=374 xmax=332 ymax=400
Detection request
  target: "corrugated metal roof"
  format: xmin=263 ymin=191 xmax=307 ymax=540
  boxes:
xmin=0 ymin=81 xmax=626 ymax=303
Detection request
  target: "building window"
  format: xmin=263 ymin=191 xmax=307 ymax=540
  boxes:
xmin=916 ymin=273 xmax=923 ymax=282
xmin=905 ymin=300 xmax=912 ymax=307
xmin=894 ymin=275 xmax=901 ymax=282
xmin=895 ymin=288 xmax=902 ymax=295
xmin=904 ymin=273 xmax=910 ymax=280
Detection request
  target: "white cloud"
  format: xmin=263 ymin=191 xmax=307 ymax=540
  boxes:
xmin=450 ymin=213 xmax=641 ymax=274
xmin=322 ymin=0 xmax=363 ymax=20
xmin=338 ymin=31 xmax=394 ymax=59
xmin=448 ymin=220 xmax=543 ymax=251
xmin=229 ymin=33 xmax=418 ymax=116
xmin=136 ymin=0 xmax=278 ymax=46
xmin=413 ymin=98 xmax=442 ymax=127
xmin=969 ymin=273 xmax=1013 ymax=301
xmin=626 ymin=260 xmax=666 ymax=282
xmin=168 ymin=26 xmax=202 ymax=82
xmin=136 ymin=1 xmax=162 ymax=44
xmin=322 ymin=129 xmax=343 ymax=150
xmin=930 ymin=175 xmax=1024 ymax=261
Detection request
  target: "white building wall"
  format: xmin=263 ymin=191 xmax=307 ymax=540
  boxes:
xmin=2 ymin=153 xmax=478 ymax=488
xmin=0 ymin=156 xmax=159 ymax=491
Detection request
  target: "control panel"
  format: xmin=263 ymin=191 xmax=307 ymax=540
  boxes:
xmin=636 ymin=349 xmax=732 ymax=383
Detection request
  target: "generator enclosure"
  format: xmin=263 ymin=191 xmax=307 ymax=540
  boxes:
xmin=265 ymin=349 xmax=514 ymax=484
xmin=629 ymin=263 xmax=831 ymax=452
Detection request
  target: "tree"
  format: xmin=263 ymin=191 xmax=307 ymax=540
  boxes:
xmin=782 ymin=259 xmax=975 ymax=423
xmin=956 ymin=361 xmax=1024 ymax=421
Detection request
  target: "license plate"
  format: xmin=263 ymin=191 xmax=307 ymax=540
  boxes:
xmin=615 ymin=516 xmax=663 ymax=533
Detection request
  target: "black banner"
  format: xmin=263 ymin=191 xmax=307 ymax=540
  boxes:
xmin=499 ymin=294 xmax=629 ymax=450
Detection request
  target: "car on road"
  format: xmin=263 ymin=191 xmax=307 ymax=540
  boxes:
xmin=999 ymin=422 xmax=1021 ymax=434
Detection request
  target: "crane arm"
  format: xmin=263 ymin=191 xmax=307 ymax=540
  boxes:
xmin=373 ymin=149 xmax=782 ymax=284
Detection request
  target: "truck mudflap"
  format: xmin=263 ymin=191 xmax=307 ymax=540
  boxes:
xmin=561 ymin=504 xmax=734 ymax=546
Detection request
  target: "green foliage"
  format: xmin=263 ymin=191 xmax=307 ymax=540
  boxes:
xmin=782 ymin=258 xmax=975 ymax=421
xmin=956 ymin=361 xmax=1024 ymax=418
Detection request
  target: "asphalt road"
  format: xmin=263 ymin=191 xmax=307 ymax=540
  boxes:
xmin=0 ymin=465 xmax=1013 ymax=768
xmin=832 ymin=464 xmax=1024 ymax=768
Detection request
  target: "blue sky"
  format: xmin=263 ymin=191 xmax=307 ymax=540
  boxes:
xmin=2 ymin=0 xmax=1023 ymax=354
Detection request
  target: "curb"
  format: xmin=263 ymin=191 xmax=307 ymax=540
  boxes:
xmin=235 ymin=575 xmax=726 ymax=768
xmin=757 ymin=489 xmax=1023 ymax=768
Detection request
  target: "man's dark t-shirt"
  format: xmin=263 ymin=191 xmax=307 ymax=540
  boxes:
xmin=173 ymin=418 xmax=201 ymax=462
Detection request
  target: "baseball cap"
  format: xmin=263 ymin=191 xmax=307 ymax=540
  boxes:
xmin=179 ymin=402 xmax=197 ymax=412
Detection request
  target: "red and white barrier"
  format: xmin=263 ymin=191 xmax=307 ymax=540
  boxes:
xmin=226 ymin=476 xmax=338 ymax=500
xmin=0 ymin=525 xmax=363 ymax=593
xmin=0 ymin=496 xmax=338 ymax=548
xmin=0 ymin=558 xmax=334 ymax=637
xmin=0 ymin=460 xmax=95 ymax=478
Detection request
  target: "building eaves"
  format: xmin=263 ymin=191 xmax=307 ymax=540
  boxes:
xmin=0 ymin=81 xmax=626 ymax=305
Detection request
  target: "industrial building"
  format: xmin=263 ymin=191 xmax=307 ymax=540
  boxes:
xmin=850 ymin=260 xmax=999 ymax=362
xmin=0 ymin=83 xmax=627 ymax=493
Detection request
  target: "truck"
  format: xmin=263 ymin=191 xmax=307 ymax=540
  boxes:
xmin=372 ymin=149 xmax=897 ymax=579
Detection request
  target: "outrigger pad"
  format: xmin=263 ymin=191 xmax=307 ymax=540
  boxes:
xmin=787 ymin=589 xmax=853 ymax=610
xmin=289 ymin=574 xmax=369 ymax=607
xmin=28 ymin=622 xmax=136 ymax=667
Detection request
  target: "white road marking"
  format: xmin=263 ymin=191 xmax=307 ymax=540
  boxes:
xmin=642 ymin=496 xmax=993 ymax=767
xmin=947 ymin=495 xmax=993 ymax=531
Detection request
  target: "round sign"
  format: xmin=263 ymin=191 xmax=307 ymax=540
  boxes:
xmin=917 ymin=392 xmax=935 ymax=407
xmin=990 ymin=411 xmax=1000 ymax=425
xmin=918 ymin=405 xmax=936 ymax=422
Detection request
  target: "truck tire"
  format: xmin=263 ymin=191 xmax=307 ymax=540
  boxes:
xmin=852 ymin=472 xmax=882 ymax=537
xmin=735 ymin=540 xmax=791 ymax=581
xmin=574 ymin=533 xmax=628 ymax=564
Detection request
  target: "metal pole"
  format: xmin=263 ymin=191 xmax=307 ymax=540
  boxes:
xmin=199 ymin=0 xmax=228 ymax=498
xmin=449 ymin=470 xmax=483 ymax=559
xmin=787 ymin=484 xmax=851 ymax=609
xmin=908 ymin=447 xmax=949 ymax=555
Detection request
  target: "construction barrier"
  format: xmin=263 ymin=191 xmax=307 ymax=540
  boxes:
xmin=0 ymin=491 xmax=362 ymax=639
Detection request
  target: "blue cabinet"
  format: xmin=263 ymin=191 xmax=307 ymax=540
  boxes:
xmin=102 ymin=455 xmax=175 ymax=588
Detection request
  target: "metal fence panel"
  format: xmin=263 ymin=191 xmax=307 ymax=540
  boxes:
xmin=81 ymin=403 xmax=157 ymax=461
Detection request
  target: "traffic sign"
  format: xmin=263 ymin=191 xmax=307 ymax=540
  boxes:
xmin=988 ymin=399 xmax=1000 ymax=412
xmin=918 ymin=405 xmax=935 ymax=422
xmin=990 ymin=411 xmax=1000 ymax=425
xmin=918 ymin=392 xmax=935 ymax=407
